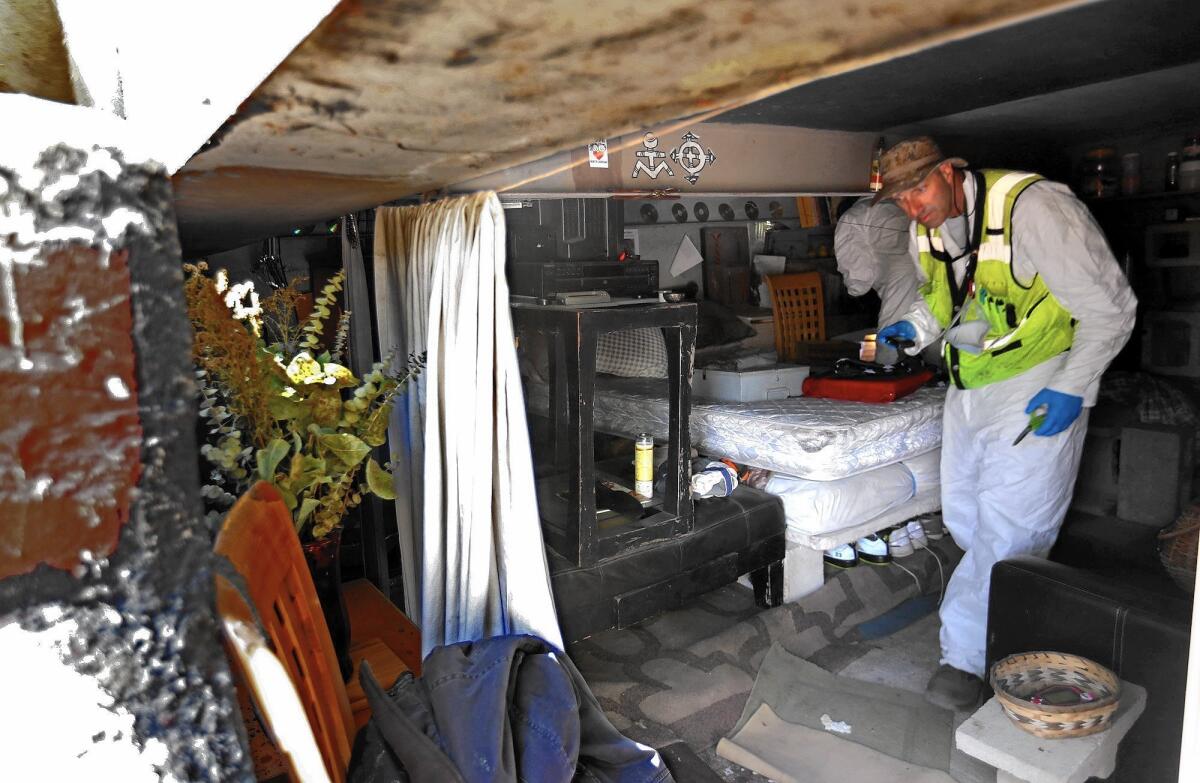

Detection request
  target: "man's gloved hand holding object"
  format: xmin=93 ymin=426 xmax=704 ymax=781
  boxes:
xmin=877 ymin=320 xmax=916 ymax=348
xmin=1025 ymin=388 xmax=1083 ymax=437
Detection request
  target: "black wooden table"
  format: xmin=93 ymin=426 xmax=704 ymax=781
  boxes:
xmin=511 ymin=300 xmax=697 ymax=567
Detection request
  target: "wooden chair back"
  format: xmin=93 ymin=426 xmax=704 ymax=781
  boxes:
xmin=214 ymin=481 xmax=355 ymax=782
xmin=216 ymin=596 xmax=333 ymax=783
xmin=766 ymin=271 xmax=825 ymax=363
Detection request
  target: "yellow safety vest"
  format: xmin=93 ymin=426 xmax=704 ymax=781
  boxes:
xmin=917 ymin=169 xmax=1076 ymax=389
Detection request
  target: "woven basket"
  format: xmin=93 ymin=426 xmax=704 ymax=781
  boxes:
xmin=990 ymin=652 xmax=1120 ymax=739
xmin=1158 ymin=506 xmax=1199 ymax=594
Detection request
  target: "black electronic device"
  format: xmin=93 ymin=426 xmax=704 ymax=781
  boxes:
xmin=511 ymin=260 xmax=659 ymax=300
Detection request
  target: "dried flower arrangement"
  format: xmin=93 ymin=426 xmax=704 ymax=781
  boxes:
xmin=184 ymin=262 xmax=423 ymax=540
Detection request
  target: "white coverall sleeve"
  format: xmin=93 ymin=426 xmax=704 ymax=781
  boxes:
xmin=1011 ymin=183 xmax=1137 ymax=405
xmin=897 ymin=225 xmax=943 ymax=354
xmin=833 ymin=197 xmax=881 ymax=298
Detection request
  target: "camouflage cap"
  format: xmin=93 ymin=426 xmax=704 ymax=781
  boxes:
xmin=871 ymin=136 xmax=968 ymax=204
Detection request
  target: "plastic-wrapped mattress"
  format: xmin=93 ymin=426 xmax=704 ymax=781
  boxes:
xmin=524 ymin=377 xmax=944 ymax=480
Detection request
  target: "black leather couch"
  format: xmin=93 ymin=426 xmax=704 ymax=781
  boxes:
xmin=987 ymin=550 xmax=1193 ymax=783
xmin=549 ymin=483 xmax=785 ymax=644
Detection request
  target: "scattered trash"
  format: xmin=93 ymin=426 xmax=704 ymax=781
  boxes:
xmin=691 ymin=460 xmax=739 ymax=498
xmin=820 ymin=713 xmax=852 ymax=734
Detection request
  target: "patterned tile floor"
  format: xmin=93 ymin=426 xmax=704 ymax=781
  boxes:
xmin=569 ymin=540 xmax=961 ymax=780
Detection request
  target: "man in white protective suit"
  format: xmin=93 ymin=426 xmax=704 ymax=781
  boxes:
xmin=873 ymin=137 xmax=1136 ymax=711
xmin=833 ymin=196 xmax=941 ymax=366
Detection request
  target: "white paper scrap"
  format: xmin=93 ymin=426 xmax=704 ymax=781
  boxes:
xmin=820 ymin=713 xmax=852 ymax=734
xmin=670 ymin=234 xmax=704 ymax=276
xmin=754 ymin=254 xmax=787 ymax=305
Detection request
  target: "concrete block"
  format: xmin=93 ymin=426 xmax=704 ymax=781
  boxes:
xmin=955 ymin=682 xmax=1146 ymax=783
xmin=783 ymin=541 xmax=825 ymax=603
xmin=1117 ymin=424 xmax=1193 ymax=526
xmin=1070 ymin=426 xmax=1120 ymax=516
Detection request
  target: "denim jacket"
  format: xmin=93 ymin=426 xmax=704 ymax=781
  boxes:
xmin=349 ymin=634 xmax=673 ymax=783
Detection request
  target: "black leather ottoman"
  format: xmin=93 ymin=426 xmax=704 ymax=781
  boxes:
xmin=987 ymin=556 xmax=1193 ymax=783
xmin=549 ymin=483 xmax=786 ymax=644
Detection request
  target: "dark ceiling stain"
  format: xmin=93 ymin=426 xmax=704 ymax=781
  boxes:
xmin=472 ymin=20 xmax=516 ymax=49
xmin=192 ymin=94 xmax=278 ymax=156
xmin=284 ymin=88 xmax=365 ymax=119
xmin=589 ymin=7 xmax=706 ymax=50
xmin=446 ymin=48 xmax=479 ymax=67
xmin=304 ymin=75 xmax=357 ymax=91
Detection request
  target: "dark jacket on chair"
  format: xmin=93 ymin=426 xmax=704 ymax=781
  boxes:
xmin=349 ymin=634 xmax=673 ymax=783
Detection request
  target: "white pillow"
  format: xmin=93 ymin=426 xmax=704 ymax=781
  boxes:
xmin=596 ymin=328 xmax=668 ymax=378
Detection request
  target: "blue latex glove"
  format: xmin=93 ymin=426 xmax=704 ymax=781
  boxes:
xmin=876 ymin=320 xmax=916 ymax=347
xmin=1025 ymin=388 xmax=1084 ymax=437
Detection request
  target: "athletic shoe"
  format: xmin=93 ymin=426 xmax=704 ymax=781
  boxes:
xmin=823 ymin=544 xmax=858 ymax=569
xmin=906 ymin=519 xmax=928 ymax=549
xmin=925 ymin=664 xmax=986 ymax=712
xmin=855 ymin=534 xmax=891 ymax=565
xmin=883 ymin=525 xmax=914 ymax=558
xmin=921 ymin=513 xmax=946 ymax=541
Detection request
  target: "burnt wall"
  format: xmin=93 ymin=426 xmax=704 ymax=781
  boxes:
xmin=0 ymin=107 xmax=249 ymax=780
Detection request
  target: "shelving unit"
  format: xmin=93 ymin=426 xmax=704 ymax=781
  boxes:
xmin=1146 ymin=222 xmax=1200 ymax=268
xmin=511 ymin=300 xmax=697 ymax=567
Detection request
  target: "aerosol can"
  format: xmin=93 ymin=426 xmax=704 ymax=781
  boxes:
xmin=634 ymin=434 xmax=654 ymax=498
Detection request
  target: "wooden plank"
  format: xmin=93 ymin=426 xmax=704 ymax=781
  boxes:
xmin=343 ymin=578 xmax=422 ymax=675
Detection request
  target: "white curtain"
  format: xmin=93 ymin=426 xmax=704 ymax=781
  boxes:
xmin=374 ymin=192 xmax=562 ymax=656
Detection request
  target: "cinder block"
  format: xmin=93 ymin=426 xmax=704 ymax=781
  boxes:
xmin=1116 ymin=424 xmax=1194 ymax=526
xmin=1071 ymin=426 xmax=1120 ymax=516
xmin=782 ymin=542 xmax=825 ymax=602
xmin=955 ymin=682 xmax=1146 ymax=783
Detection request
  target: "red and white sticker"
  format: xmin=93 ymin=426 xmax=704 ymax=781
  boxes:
xmin=588 ymin=139 xmax=609 ymax=168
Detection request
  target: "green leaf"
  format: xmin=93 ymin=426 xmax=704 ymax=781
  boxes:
xmin=269 ymin=395 xmax=307 ymax=421
xmin=297 ymin=497 xmax=320 ymax=526
xmin=360 ymin=402 xmax=392 ymax=447
xmin=318 ymin=433 xmax=370 ymax=469
xmin=307 ymin=386 xmax=343 ymax=427
xmin=365 ymin=458 xmax=396 ymax=500
xmin=256 ymin=438 xmax=290 ymax=481
xmin=287 ymin=454 xmax=327 ymax=494
xmin=278 ymin=486 xmax=298 ymax=513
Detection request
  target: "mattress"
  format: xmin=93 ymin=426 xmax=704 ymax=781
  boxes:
xmin=525 ymin=376 xmax=945 ymax=480
xmin=766 ymin=449 xmax=941 ymax=537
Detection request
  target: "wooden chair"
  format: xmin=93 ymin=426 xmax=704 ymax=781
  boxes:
xmin=214 ymin=481 xmax=421 ymax=782
xmin=765 ymin=271 xmax=825 ymax=363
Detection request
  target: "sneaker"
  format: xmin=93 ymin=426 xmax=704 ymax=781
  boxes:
xmin=823 ymin=544 xmax=858 ymax=569
xmin=922 ymin=513 xmax=946 ymax=541
xmin=925 ymin=664 xmax=986 ymax=712
xmin=855 ymin=534 xmax=891 ymax=565
xmin=906 ymin=519 xmax=928 ymax=549
xmin=883 ymin=525 xmax=914 ymax=558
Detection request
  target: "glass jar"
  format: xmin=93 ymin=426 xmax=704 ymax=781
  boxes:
xmin=1079 ymin=147 xmax=1118 ymax=198
xmin=1165 ymin=152 xmax=1181 ymax=192
xmin=1181 ymin=133 xmax=1200 ymax=192
xmin=1120 ymin=152 xmax=1141 ymax=196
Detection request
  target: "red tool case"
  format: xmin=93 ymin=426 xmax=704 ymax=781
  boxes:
xmin=801 ymin=368 xmax=935 ymax=403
